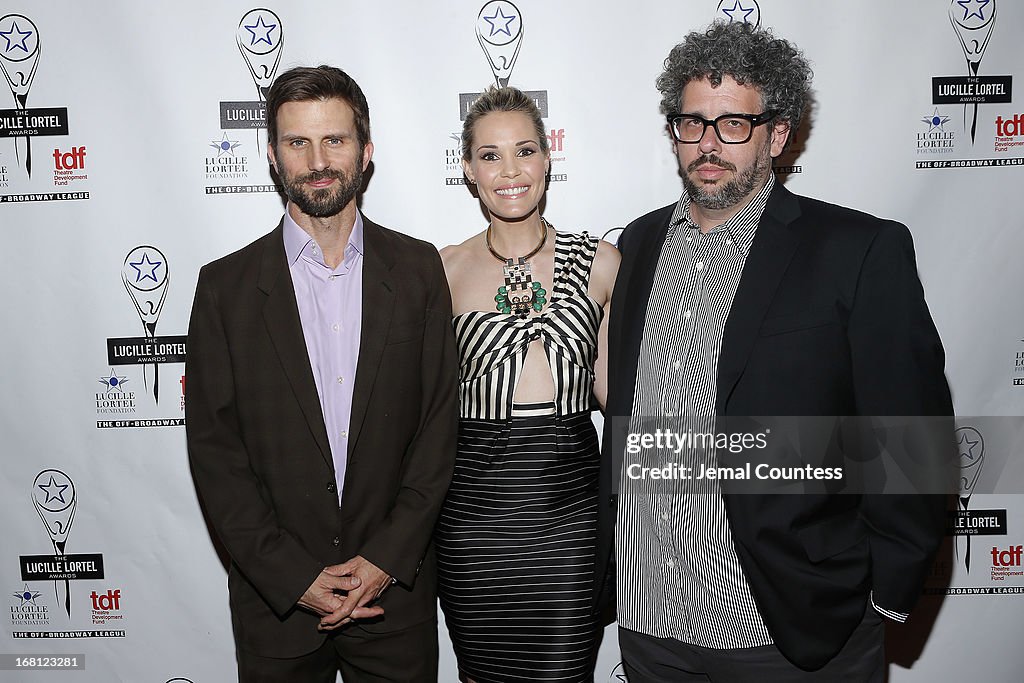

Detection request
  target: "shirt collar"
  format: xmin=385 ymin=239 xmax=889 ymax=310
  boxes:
xmin=282 ymin=205 xmax=365 ymax=267
xmin=670 ymin=173 xmax=775 ymax=254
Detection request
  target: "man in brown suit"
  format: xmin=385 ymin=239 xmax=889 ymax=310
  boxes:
xmin=186 ymin=65 xmax=457 ymax=682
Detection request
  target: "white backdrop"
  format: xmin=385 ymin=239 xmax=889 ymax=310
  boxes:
xmin=1 ymin=1 xmax=1022 ymax=681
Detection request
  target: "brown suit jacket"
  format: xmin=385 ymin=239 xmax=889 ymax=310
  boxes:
xmin=186 ymin=216 xmax=458 ymax=657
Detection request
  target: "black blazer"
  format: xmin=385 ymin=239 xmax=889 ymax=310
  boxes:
xmin=186 ymin=217 xmax=458 ymax=657
xmin=597 ymin=184 xmax=952 ymax=670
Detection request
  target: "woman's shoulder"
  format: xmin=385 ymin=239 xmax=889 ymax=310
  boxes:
xmin=588 ymin=238 xmax=620 ymax=304
xmin=593 ymin=237 xmax=621 ymax=266
xmin=440 ymin=232 xmax=485 ymax=271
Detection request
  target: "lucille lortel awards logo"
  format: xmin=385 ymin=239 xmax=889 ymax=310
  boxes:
xmin=100 ymin=246 xmax=187 ymax=428
xmin=207 ymin=8 xmax=283 ymax=195
xmin=0 ymin=13 xmax=86 ymax=202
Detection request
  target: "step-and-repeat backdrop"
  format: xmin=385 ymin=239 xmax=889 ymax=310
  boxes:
xmin=1 ymin=1 xmax=1022 ymax=681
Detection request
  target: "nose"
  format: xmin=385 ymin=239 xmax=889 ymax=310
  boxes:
xmin=308 ymin=144 xmax=329 ymax=171
xmin=499 ymin=155 xmax=520 ymax=178
xmin=697 ymin=122 xmax=722 ymax=154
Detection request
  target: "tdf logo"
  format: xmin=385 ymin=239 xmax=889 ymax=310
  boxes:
xmin=991 ymin=545 xmax=1023 ymax=567
xmin=995 ymin=114 xmax=1024 ymax=137
xmin=53 ymin=146 xmax=85 ymax=170
xmin=89 ymin=589 xmax=121 ymax=611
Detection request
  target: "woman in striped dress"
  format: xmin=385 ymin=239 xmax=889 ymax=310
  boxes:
xmin=436 ymin=86 xmax=619 ymax=683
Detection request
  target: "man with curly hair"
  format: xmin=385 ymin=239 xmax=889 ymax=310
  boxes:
xmin=596 ymin=20 xmax=952 ymax=681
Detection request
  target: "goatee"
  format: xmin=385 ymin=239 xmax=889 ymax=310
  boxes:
xmin=280 ymin=166 xmax=363 ymax=219
xmin=683 ymin=142 xmax=771 ymax=211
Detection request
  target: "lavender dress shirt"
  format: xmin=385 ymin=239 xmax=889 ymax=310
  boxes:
xmin=282 ymin=208 xmax=363 ymax=505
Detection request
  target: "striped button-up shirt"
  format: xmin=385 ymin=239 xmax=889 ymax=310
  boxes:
xmin=616 ymin=176 xmax=775 ymax=647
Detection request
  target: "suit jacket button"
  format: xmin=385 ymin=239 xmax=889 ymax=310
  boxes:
xmin=332 ymin=536 xmax=340 ymax=547
xmin=327 ymin=482 xmax=336 ymax=493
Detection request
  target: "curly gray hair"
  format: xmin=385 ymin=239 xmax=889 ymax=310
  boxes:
xmin=657 ymin=21 xmax=812 ymax=137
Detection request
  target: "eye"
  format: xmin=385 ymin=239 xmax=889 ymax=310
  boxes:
xmin=479 ymin=151 xmax=499 ymax=161
xmin=289 ymin=139 xmax=307 ymax=148
xmin=517 ymin=147 xmax=536 ymax=157
xmin=681 ymin=118 xmax=704 ymax=129
xmin=722 ymin=118 xmax=745 ymax=129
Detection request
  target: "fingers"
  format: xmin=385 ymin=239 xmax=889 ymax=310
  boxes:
xmin=349 ymin=604 xmax=385 ymax=620
xmin=310 ymin=557 xmax=391 ymax=631
xmin=324 ymin=574 xmax=361 ymax=592
xmin=317 ymin=602 xmax=385 ymax=631
xmin=354 ymin=581 xmax=387 ymax=608
xmin=297 ymin=569 xmax=353 ymax=617
xmin=316 ymin=589 xmax=378 ymax=630
xmin=318 ymin=583 xmax=362 ymax=625
xmin=324 ymin=555 xmax=377 ymax=578
xmin=322 ymin=561 xmax=355 ymax=577
xmin=317 ymin=604 xmax=354 ymax=629
xmin=298 ymin=590 xmax=343 ymax=617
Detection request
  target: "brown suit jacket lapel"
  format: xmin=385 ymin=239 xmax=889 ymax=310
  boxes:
xmin=347 ymin=218 xmax=395 ymax=462
xmin=257 ymin=222 xmax=333 ymax=467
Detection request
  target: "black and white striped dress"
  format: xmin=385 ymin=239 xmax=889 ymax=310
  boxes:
xmin=437 ymin=231 xmax=603 ymax=683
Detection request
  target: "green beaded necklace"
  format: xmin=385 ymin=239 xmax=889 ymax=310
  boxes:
xmin=487 ymin=218 xmax=549 ymax=318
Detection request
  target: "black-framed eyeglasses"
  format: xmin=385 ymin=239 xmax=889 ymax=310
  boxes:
xmin=666 ymin=111 xmax=778 ymax=144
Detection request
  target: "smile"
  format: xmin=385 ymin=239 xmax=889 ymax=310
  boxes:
xmin=495 ymin=186 xmax=529 ymax=197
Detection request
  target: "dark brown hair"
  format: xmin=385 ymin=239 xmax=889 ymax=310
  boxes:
xmin=266 ymin=65 xmax=371 ymax=150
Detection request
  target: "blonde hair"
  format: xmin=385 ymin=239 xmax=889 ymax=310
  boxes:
xmin=461 ymin=86 xmax=548 ymax=160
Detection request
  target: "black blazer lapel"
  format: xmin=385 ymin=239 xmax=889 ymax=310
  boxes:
xmin=716 ymin=184 xmax=802 ymax=412
xmin=258 ymin=223 xmax=333 ymax=467
xmin=611 ymin=207 xmax=673 ymax=418
xmin=347 ymin=219 xmax=395 ymax=461
xmin=604 ymin=206 xmax=673 ymax=499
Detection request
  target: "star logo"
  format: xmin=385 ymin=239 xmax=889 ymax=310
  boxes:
xmin=244 ymin=15 xmax=277 ymax=47
xmin=922 ymin=108 xmax=951 ymax=132
xmin=957 ymin=0 xmax=990 ymax=22
xmin=12 ymin=585 xmax=42 ymax=607
xmin=957 ymin=431 xmax=980 ymax=461
xmin=483 ymin=6 xmax=517 ymax=37
xmin=38 ymin=475 xmax=69 ymax=505
xmin=0 ymin=19 xmax=32 ymax=54
xmin=99 ymin=370 xmax=129 ymax=393
xmin=210 ymin=132 xmax=241 ymax=158
xmin=721 ymin=1 xmax=756 ymax=23
xmin=129 ymin=252 xmax=163 ymax=284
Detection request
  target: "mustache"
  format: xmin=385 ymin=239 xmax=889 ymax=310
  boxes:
xmin=687 ymin=155 xmax=736 ymax=173
xmin=298 ymin=168 xmax=345 ymax=184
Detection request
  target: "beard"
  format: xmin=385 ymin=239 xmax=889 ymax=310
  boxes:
xmin=682 ymin=138 xmax=772 ymax=211
xmin=278 ymin=163 xmax=363 ymax=219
